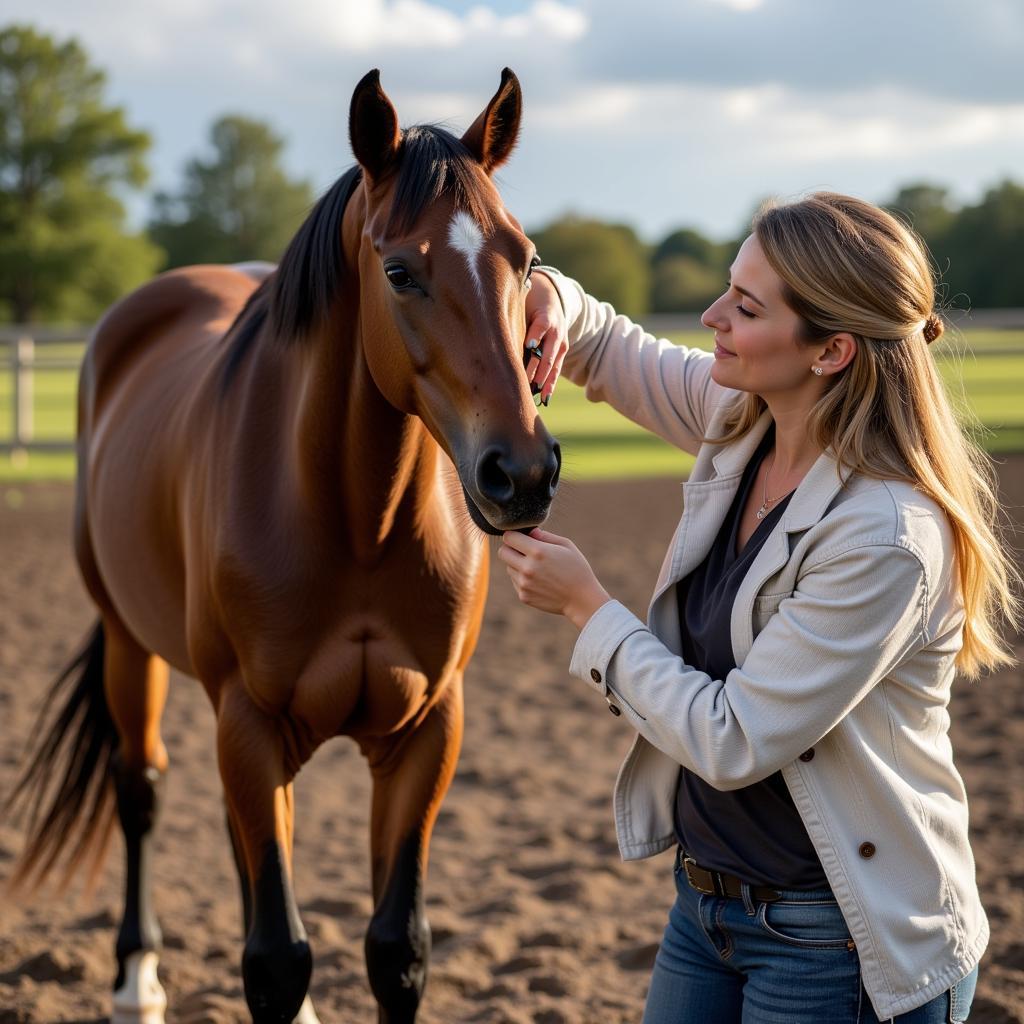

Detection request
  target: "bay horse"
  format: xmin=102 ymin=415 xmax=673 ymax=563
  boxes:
xmin=6 ymin=68 xmax=559 ymax=1023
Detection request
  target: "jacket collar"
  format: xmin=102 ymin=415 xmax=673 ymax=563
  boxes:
xmin=709 ymin=408 xmax=853 ymax=533
xmin=708 ymin=410 xmax=771 ymax=479
xmin=647 ymin=409 xmax=856 ymax=646
xmin=782 ymin=444 xmax=854 ymax=531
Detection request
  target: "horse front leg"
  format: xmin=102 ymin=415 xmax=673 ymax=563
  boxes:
xmin=363 ymin=679 xmax=464 ymax=1024
xmin=217 ymin=683 xmax=312 ymax=1023
xmin=226 ymin=804 xmax=322 ymax=1024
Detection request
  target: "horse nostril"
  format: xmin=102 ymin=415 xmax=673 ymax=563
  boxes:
xmin=549 ymin=441 xmax=561 ymax=495
xmin=477 ymin=446 xmax=515 ymax=505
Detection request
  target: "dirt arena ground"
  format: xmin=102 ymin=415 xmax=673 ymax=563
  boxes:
xmin=1 ymin=465 xmax=1022 ymax=1023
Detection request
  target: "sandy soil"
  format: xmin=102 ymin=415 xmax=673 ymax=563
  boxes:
xmin=1 ymin=464 xmax=1022 ymax=1024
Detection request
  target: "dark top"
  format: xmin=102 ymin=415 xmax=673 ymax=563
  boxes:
xmin=673 ymin=425 xmax=829 ymax=889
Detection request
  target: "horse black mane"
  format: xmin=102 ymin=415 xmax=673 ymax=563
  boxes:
xmin=220 ymin=125 xmax=493 ymax=390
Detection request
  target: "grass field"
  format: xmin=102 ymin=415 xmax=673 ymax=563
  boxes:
xmin=547 ymin=330 xmax=1024 ymax=480
xmin=1 ymin=330 xmax=1023 ymax=483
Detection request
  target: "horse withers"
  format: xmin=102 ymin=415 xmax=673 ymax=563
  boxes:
xmin=6 ymin=68 xmax=559 ymax=1023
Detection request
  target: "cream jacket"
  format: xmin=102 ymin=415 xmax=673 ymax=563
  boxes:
xmin=547 ymin=273 xmax=988 ymax=1019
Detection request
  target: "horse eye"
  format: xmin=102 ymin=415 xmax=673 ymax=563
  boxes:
xmin=524 ymin=254 xmax=541 ymax=288
xmin=385 ymin=264 xmax=414 ymax=290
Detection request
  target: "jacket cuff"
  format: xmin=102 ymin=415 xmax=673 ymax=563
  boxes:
xmin=569 ymin=599 xmax=648 ymax=696
xmin=536 ymin=266 xmax=584 ymax=332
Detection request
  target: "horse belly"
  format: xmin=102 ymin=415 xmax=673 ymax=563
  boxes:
xmin=82 ymin=343 xmax=209 ymax=674
xmin=89 ymin=503 xmax=192 ymax=674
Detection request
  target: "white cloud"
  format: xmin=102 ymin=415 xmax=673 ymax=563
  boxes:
xmin=578 ymin=0 xmax=1024 ymax=105
xmin=708 ymin=0 xmax=764 ymax=10
xmin=531 ymin=84 xmax=650 ymax=127
xmin=22 ymin=0 xmax=587 ymax=66
xmin=741 ymin=90 xmax=1024 ymax=164
xmin=508 ymin=80 xmax=1024 ymax=237
xmin=722 ymin=87 xmax=777 ymax=122
xmin=315 ymin=0 xmax=466 ymax=50
xmin=10 ymin=0 xmax=1024 ymax=240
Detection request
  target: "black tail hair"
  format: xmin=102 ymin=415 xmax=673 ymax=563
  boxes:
xmin=4 ymin=621 xmax=119 ymax=890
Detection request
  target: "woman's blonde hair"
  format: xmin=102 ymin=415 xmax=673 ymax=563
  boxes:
xmin=716 ymin=191 xmax=1019 ymax=679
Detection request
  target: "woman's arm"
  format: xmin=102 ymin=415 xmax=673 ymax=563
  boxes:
xmin=526 ymin=269 xmax=728 ymax=457
xmin=501 ymin=527 xmax=931 ymax=791
xmin=570 ymin=542 xmax=929 ymax=790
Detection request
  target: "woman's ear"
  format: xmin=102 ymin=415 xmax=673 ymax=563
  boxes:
xmin=820 ymin=332 xmax=858 ymax=374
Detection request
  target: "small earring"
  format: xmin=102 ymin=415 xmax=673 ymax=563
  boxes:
xmin=812 ymin=367 xmax=823 ymax=376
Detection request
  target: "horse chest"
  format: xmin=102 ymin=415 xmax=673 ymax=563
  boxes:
xmin=286 ymin=619 xmax=461 ymax=742
xmin=280 ymin=552 xmax=486 ymax=741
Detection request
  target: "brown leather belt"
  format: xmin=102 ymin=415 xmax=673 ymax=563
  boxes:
xmin=676 ymin=848 xmax=781 ymax=903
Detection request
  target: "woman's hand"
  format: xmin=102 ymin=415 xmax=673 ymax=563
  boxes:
xmin=524 ymin=270 xmax=569 ymax=405
xmin=498 ymin=528 xmax=611 ymax=630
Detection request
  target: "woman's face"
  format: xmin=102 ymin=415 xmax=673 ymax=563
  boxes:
xmin=702 ymin=234 xmax=820 ymax=397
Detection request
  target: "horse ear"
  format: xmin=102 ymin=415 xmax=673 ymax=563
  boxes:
xmin=349 ymin=69 xmax=401 ymax=185
xmin=461 ymin=67 xmax=522 ymax=175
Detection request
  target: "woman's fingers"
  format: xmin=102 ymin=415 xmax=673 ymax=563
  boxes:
xmin=526 ymin=347 xmax=543 ymax=386
xmin=524 ymin=313 xmax=551 ymax=385
xmin=527 ymin=527 xmax=570 ymax=547
xmin=503 ymin=527 xmax=567 ymax=550
xmin=525 ymin=309 xmax=553 ymax=347
xmin=522 ymin=270 xmax=567 ymax=403
xmin=496 ymin=543 xmax=522 ymax=569
xmin=497 ymin=537 xmax=535 ymax=602
xmin=501 ymin=529 xmax=538 ymax=555
xmin=500 ymin=532 xmax=543 ymax=589
xmin=537 ymin=339 xmax=566 ymax=402
xmin=533 ymin=325 xmax=562 ymax=394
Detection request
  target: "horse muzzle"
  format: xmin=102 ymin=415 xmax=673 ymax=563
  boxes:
xmin=462 ymin=438 xmax=561 ymax=534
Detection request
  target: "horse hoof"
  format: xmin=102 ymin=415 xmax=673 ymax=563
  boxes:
xmin=243 ymin=938 xmax=313 ymax=1022
xmin=112 ymin=950 xmax=167 ymax=1024
xmin=293 ymin=995 xmax=322 ymax=1024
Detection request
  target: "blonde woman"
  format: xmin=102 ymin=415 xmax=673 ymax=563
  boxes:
xmin=500 ymin=193 xmax=1019 ymax=1022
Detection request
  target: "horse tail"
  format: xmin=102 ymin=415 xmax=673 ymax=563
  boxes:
xmin=5 ymin=621 xmax=119 ymax=891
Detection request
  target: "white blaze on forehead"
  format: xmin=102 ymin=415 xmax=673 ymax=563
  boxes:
xmin=447 ymin=210 xmax=486 ymax=295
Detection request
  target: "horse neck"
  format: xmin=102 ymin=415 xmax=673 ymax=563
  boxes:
xmin=292 ymin=265 xmax=440 ymax=560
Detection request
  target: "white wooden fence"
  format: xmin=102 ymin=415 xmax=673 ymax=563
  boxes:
xmin=3 ymin=310 xmax=1024 ymax=459
xmin=0 ymin=327 xmax=86 ymax=458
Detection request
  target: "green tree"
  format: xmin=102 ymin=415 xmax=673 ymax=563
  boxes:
xmin=941 ymin=180 xmax=1024 ymax=309
xmin=652 ymin=227 xmax=721 ymax=268
xmin=531 ymin=216 xmax=650 ymax=318
xmin=886 ymin=183 xmax=956 ymax=243
xmin=149 ymin=116 xmax=314 ymax=268
xmin=0 ymin=24 xmax=161 ymax=323
xmin=650 ymin=256 xmax=724 ymax=313
xmin=650 ymin=227 xmax=733 ymax=312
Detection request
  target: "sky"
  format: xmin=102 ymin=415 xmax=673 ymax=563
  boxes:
xmin=4 ymin=0 xmax=1024 ymax=241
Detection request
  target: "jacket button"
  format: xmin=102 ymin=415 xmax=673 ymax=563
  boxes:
xmin=607 ymin=702 xmax=622 ymax=716
xmin=799 ymin=748 xmax=815 ymax=762
xmin=590 ymin=668 xmax=602 ymax=684
xmin=859 ymin=842 xmax=876 ymax=859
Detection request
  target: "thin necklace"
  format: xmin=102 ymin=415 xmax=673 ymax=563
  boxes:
xmin=756 ymin=451 xmax=787 ymax=520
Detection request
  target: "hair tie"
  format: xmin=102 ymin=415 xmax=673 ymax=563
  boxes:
xmin=922 ymin=314 xmax=943 ymax=345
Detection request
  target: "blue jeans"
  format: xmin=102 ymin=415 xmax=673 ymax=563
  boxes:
xmin=642 ymin=853 xmax=978 ymax=1023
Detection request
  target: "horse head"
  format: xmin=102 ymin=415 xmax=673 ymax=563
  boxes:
xmin=346 ymin=69 xmax=561 ymax=535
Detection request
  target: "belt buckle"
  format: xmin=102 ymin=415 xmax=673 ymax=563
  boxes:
xmin=682 ymin=854 xmax=717 ymax=896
